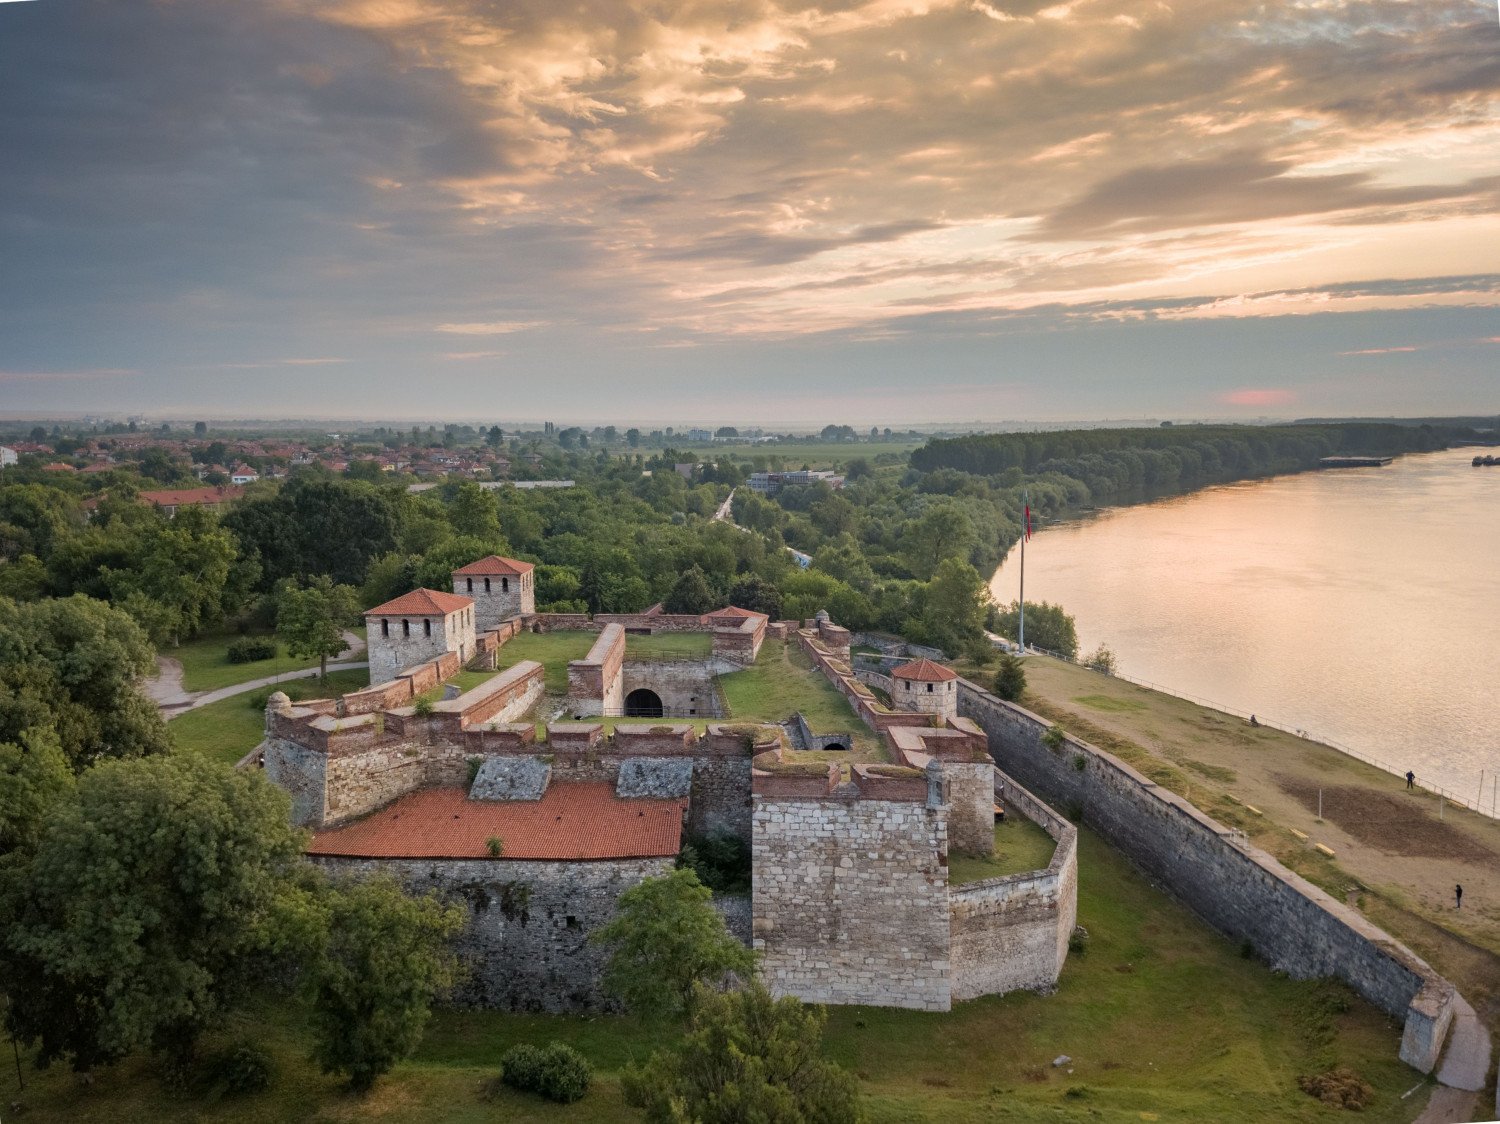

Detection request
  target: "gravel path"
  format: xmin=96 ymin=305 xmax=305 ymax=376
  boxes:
xmin=144 ymin=630 xmax=367 ymax=714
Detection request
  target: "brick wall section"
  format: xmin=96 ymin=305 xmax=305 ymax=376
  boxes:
xmin=949 ymin=770 xmax=1077 ymax=1000
xmin=621 ymin=661 xmax=725 ymax=717
xmin=312 ymin=855 xmax=674 ymax=1012
xmin=752 ymin=792 xmax=952 ymax=1011
xmin=956 ymin=678 xmax=1458 ymax=1073
xmin=567 ymin=623 xmax=624 ymax=715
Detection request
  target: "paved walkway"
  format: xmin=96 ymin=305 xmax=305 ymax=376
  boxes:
xmin=145 ymin=631 xmax=366 ymax=714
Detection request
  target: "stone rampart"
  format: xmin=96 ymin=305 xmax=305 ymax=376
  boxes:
xmin=567 ymin=623 xmax=624 ymax=715
xmin=752 ymin=790 xmax=952 ymax=1011
xmin=620 ymin=660 xmax=725 ymax=717
xmin=312 ymin=854 xmax=673 ymax=1012
xmin=956 ymin=679 xmax=1458 ymax=1073
xmin=949 ymin=770 xmax=1076 ymax=1001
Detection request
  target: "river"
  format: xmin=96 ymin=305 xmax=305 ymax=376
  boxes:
xmin=988 ymin=448 xmax=1500 ymax=803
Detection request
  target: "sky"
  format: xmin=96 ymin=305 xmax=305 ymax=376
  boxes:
xmin=1 ymin=0 xmax=1496 ymax=425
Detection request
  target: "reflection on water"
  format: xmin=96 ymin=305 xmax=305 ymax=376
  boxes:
xmin=989 ymin=449 xmax=1500 ymax=799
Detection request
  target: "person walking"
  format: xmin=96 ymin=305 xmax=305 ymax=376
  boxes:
xmin=1455 ymin=884 xmax=1463 ymax=909
xmin=1405 ymin=770 xmax=1415 ymax=790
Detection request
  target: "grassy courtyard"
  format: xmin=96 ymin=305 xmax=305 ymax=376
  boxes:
xmin=5 ymin=830 xmax=1424 ymax=1123
xmin=948 ymin=815 xmax=1059 ymax=885
xmin=719 ymin=639 xmax=881 ymax=756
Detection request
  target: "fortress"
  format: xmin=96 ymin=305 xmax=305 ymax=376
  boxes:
xmin=257 ymin=553 xmax=1470 ymax=1080
xmin=260 ymin=555 xmax=1077 ymax=1013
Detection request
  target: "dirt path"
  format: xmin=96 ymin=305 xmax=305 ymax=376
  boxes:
xmin=143 ymin=630 xmax=368 ymax=714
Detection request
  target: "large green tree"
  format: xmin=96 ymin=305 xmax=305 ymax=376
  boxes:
xmin=623 ymin=982 xmax=860 ymax=1124
xmin=0 ymin=755 xmax=308 ymax=1070
xmin=224 ymin=474 xmax=400 ymax=588
xmin=306 ymin=875 xmax=464 ymax=1092
xmin=277 ymin=576 xmax=361 ymax=681
xmin=593 ymin=869 xmax=755 ymax=1022
xmin=991 ymin=599 xmax=1079 ymax=658
xmin=0 ymin=595 xmax=168 ymax=771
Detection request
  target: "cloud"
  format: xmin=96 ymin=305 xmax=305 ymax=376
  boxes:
xmin=433 ymin=321 xmax=547 ymax=335
xmin=440 ymin=350 xmax=504 ymax=359
xmin=1339 ymin=346 xmax=1417 ymax=356
xmin=1222 ymin=388 xmax=1297 ymax=407
xmin=0 ymin=368 xmax=138 ymax=382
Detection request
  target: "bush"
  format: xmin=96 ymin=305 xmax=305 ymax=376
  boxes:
xmin=1081 ymin=644 xmax=1117 ymax=675
xmin=677 ymin=832 xmax=751 ymax=894
xmin=202 ymin=1041 xmax=277 ymax=1098
xmin=993 ymin=653 xmax=1026 ymax=701
xmin=500 ymin=1041 xmax=592 ymax=1104
xmin=1041 ymin=725 xmax=1066 ymax=751
xmin=227 ymin=636 xmax=277 ymax=664
xmin=1068 ymin=925 xmax=1090 ymax=956
xmin=1298 ymin=1067 xmax=1372 ymax=1110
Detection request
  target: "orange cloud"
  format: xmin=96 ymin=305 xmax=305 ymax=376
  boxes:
xmin=1222 ymin=388 xmax=1296 ymax=407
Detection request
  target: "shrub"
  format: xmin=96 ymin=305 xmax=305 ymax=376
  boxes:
xmin=1081 ymin=644 xmax=1117 ymax=675
xmin=1041 ymin=725 xmax=1066 ymax=751
xmin=1298 ymin=1067 xmax=1372 ymax=1110
xmin=1072 ymin=754 xmax=1087 ymax=772
xmin=993 ymin=653 xmax=1026 ymax=701
xmin=500 ymin=1041 xmax=592 ymax=1104
xmin=202 ymin=1041 xmax=277 ymax=1098
xmin=485 ymin=836 xmax=504 ymax=858
xmin=1067 ymin=925 xmax=1090 ymax=956
xmin=412 ymin=695 xmax=435 ymax=717
xmin=677 ymin=832 xmax=751 ymax=894
xmin=227 ymin=636 xmax=277 ymax=664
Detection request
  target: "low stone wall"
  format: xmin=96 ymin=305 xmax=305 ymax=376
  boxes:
xmin=314 ymin=855 xmax=673 ymax=1012
xmin=567 ymin=624 xmax=624 ymax=715
xmin=956 ymin=679 xmax=1458 ymax=1073
xmin=949 ymin=770 xmax=1077 ymax=1001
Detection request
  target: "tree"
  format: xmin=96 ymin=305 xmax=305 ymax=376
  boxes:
xmin=277 ymin=576 xmax=360 ymax=680
xmin=306 ymin=875 xmax=464 ymax=1092
xmin=901 ymin=503 xmax=975 ymax=580
xmin=665 ymin=565 xmax=716 ymax=615
xmin=446 ymin=482 xmax=502 ymax=540
xmin=593 ymin=869 xmax=755 ymax=1021
xmin=921 ymin=558 xmax=989 ymax=652
xmin=623 ymin=981 xmax=860 ymax=1124
xmin=0 ymin=728 xmax=73 ymax=857
xmin=727 ymin=575 xmax=782 ymax=620
xmin=223 ymin=475 xmax=400 ymax=588
xmin=193 ymin=421 xmax=208 ymax=438
xmin=714 ymin=426 xmax=738 ymax=438
xmin=0 ymin=595 xmax=168 ymax=771
xmin=993 ymin=652 xmax=1026 ymax=701
xmin=101 ymin=504 xmax=239 ymax=645
xmin=0 ymin=755 xmax=308 ymax=1070
xmin=991 ymin=600 xmax=1078 ymax=658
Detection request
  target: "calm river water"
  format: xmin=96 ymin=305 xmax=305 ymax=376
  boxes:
xmin=989 ymin=448 xmax=1500 ymax=803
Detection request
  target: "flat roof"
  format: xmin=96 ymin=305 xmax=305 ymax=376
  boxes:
xmin=307 ymin=782 xmax=687 ymax=861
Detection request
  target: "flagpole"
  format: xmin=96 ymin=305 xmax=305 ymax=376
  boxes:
xmin=1018 ymin=490 xmax=1027 ymax=655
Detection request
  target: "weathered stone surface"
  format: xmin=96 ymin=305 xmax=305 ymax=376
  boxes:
xmin=616 ymin=757 xmax=693 ymax=799
xmin=313 ymin=855 xmax=671 ymax=1012
xmin=471 ymin=756 xmax=551 ymax=801
xmin=753 ymin=795 xmax=952 ymax=1012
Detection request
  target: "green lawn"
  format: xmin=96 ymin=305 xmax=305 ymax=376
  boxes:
xmin=5 ymin=830 xmax=1423 ymax=1123
xmin=168 ymin=671 xmax=369 ymax=767
xmin=167 ymin=629 xmax=355 ymax=693
xmin=948 ymin=816 xmax=1059 ymax=884
xmin=719 ymin=639 xmax=881 ymax=756
xmin=624 ymin=632 xmax=712 ymax=661
xmin=494 ymin=631 xmax=598 ymax=692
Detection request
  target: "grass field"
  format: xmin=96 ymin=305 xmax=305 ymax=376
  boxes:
xmin=5 ymin=830 xmax=1424 ymax=1123
xmin=948 ymin=816 xmax=1058 ymax=885
xmin=168 ymin=670 xmax=370 ymax=766
xmin=166 ymin=629 xmax=344 ymax=692
xmin=719 ymin=639 xmax=881 ymax=756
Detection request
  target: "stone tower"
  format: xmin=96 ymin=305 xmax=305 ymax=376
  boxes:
xmin=452 ymin=555 xmax=536 ymax=631
xmin=364 ymin=587 xmax=477 ymax=685
xmin=890 ymin=658 xmax=959 ymax=721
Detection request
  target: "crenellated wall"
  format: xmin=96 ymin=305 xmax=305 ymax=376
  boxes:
xmin=957 ymin=678 xmax=1459 ymax=1074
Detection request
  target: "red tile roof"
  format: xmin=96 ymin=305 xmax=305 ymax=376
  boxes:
xmin=891 ymin=657 xmax=958 ymax=682
xmin=140 ymin=485 xmax=244 ymax=508
xmin=307 ymin=783 xmax=687 ymax=860
xmin=366 ymin=588 xmax=473 ymax=617
xmin=453 ymin=554 xmax=535 ymax=577
xmin=707 ymin=606 xmax=761 ymax=620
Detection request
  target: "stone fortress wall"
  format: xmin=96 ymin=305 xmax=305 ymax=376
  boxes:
xmin=566 ymin=623 xmax=626 ymax=715
xmin=956 ymin=679 xmax=1460 ymax=1074
xmin=950 ymin=772 xmax=1078 ymax=1001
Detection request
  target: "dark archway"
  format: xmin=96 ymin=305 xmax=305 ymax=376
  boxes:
xmin=822 ymin=742 xmax=847 ymax=752
xmin=624 ymin=688 xmax=664 ymax=718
